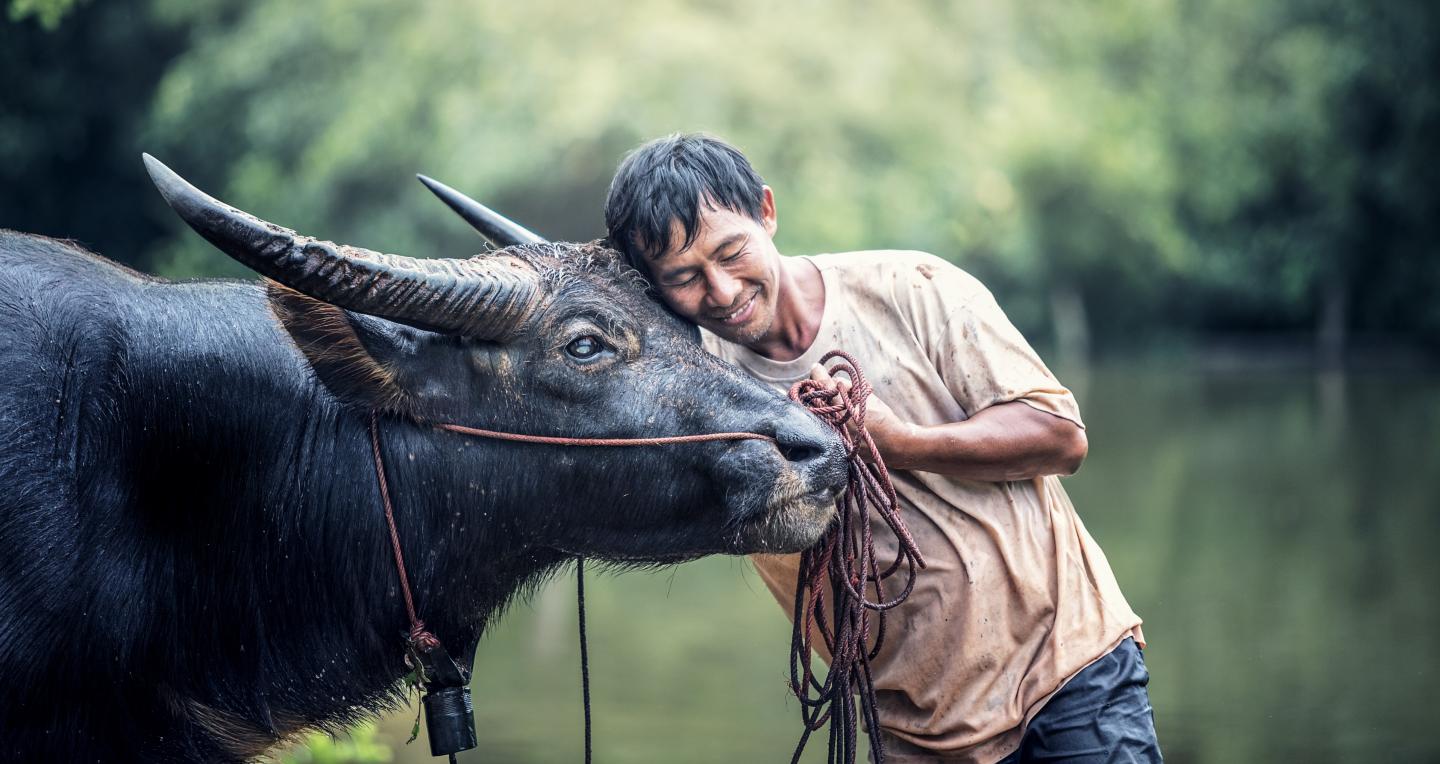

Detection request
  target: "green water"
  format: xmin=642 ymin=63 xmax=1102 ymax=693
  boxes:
xmin=362 ymin=364 xmax=1440 ymax=763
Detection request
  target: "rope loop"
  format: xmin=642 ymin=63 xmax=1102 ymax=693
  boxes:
xmin=786 ymin=350 xmax=926 ymax=764
xmin=408 ymin=621 xmax=441 ymax=653
xmin=367 ymin=350 xmax=922 ymax=764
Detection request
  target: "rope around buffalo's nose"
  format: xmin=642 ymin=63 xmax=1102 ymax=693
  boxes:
xmin=786 ymin=350 xmax=928 ymax=764
xmin=369 ymin=416 xmax=772 ymax=763
xmin=369 ymin=350 xmax=924 ymax=764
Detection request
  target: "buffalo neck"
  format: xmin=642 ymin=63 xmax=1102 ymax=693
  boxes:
xmin=104 ymin=280 xmax=565 ymax=743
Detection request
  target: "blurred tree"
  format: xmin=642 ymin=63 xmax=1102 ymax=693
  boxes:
xmin=1149 ymin=0 xmax=1440 ymax=361
xmin=6 ymin=0 xmax=84 ymax=29
xmin=3 ymin=0 xmax=1436 ymax=353
xmin=0 ymin=0 xmax=196 ymax=270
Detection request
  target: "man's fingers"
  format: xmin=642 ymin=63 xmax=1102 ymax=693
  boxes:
xmin=812 ymin=364 xmax=854 ymax=388
xmin=810 ymin=363 xmax=841 ymax=396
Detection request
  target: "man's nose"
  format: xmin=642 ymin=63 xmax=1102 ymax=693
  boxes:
xmin=706 ymin=267 xmax=743 ymax=307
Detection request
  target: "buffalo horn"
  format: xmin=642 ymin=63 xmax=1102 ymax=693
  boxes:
xmin=142 ymin=154 xmax=539 ymax=339
xmin=416 ymin=174 xmax=547 ymax=246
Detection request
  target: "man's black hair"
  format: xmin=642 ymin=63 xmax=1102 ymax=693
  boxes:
xmin=604 ymin=133 xmax=766 ymax=277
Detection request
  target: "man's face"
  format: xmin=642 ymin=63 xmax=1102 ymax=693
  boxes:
xmin=646 ymin=188 xmax=781 ymax=346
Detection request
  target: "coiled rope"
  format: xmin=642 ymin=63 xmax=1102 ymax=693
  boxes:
xmin=785 ymin=350 xmax=928 ymax=764
xmin=370 ymin=412 xmax=775 ymax=764
xmin=369 ymin=350 xmax=923 ymax=763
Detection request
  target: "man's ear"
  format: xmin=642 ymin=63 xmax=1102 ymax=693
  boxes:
xmin=760 ymin=185 xmax=778 ymax=238
xmin=265 ymin=281 xmax=418 ymax=416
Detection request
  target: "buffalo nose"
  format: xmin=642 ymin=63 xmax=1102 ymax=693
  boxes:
xmin=773 ymin=417 xmax=841 ymax=468
xmin=777 ymin=435 xmax=824 ymax=465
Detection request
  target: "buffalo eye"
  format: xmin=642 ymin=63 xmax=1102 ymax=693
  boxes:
xmin=565 ymin=335 xmax=606 ymax=361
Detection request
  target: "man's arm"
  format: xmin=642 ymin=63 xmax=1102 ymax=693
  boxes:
xmin=874 ymin=400 xmax=1087 ymax=480
xmin=813 ymin=366 xmax=1087 ymax=482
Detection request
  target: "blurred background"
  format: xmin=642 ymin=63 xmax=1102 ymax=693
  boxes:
xmin=3 ymin=0 xmax=1437 ymax=762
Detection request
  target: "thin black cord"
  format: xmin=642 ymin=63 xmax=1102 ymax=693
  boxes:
xmin=577 ymin=555 xmax=593 ymax=764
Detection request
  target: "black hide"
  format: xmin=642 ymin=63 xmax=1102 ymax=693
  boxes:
xmin=0 ymin=230 xmax=844 ymax=762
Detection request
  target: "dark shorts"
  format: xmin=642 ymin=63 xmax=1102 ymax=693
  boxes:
xmin=996 ymin=637 xmax=1163 ymax=764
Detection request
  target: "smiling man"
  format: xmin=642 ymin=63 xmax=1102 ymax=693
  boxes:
xmin=603 ymin=133 xmax=1161 ymax=763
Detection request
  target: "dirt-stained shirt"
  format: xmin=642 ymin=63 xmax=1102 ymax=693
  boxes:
xmin=701 ymin=251 xmax=1144 ymax=763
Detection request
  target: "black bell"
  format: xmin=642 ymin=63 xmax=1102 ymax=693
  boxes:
xmin=423 ymin=684 xmax=477 ymax=756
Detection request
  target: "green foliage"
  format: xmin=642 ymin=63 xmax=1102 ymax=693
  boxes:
xmin=275 ymin=723 xmax=392 ymax=764
xmin=3 ymin=0 xmax=1436 ymax=352
xmin=7 ymin=0 xmax=85 ymax=29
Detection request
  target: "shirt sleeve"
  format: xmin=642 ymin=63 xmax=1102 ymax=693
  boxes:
xmin=912 ymin=261 xmax=1084 ymax=428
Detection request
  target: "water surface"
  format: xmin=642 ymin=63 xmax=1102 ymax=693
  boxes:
xmin=365 ymin=364 xmax=1439 ymax=763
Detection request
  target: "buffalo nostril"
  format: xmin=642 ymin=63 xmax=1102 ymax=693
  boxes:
xmin=778 ymin=441 xmax=824 ymax=464
xmin=769 ymin=414 xmax=843 ymax=470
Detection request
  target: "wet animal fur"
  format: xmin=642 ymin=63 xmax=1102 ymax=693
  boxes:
xmin=0 ymin=230 xmax=841 ymax=762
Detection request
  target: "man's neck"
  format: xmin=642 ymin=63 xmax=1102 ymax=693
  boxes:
xmin=748 ymin=255 xmax=825 ymax=362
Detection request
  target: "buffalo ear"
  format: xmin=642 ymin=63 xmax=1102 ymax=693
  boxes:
xmin=266 ymin=282 xmax=417 ymax=416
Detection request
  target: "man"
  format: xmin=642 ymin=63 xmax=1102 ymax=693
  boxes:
xmin=603 ymin=133 xmax=1161 ymax=763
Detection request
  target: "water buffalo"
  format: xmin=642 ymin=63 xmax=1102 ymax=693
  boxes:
xmin=0 ymin=156 xmax=846 ymax=762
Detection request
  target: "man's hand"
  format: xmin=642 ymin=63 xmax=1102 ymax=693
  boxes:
xmin=808 ymin=363 xmax=908 ymax=464
xmin=807 ymin=364 xmax=1087 ymax=481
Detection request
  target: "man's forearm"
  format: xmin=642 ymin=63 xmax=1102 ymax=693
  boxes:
xmin=876 ymin=401 xmax=1087 ymax=481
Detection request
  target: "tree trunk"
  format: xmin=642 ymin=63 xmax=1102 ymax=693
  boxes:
xmin=1050 ymin=283 xmax=1091 ymax=367
xmin=1318 ymin=273 xmax=1348 ymax=369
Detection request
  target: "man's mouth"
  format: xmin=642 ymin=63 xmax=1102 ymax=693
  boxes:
xmin=713 ymin=289 xmax=760 ymax=327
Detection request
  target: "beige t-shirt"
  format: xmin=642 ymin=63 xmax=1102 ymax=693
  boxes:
xmin=702 ymin=251 xmax=1144 ymax=764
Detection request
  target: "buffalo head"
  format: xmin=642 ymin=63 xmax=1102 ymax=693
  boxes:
xmin=142 ymin=155 xmax=845 ymax=561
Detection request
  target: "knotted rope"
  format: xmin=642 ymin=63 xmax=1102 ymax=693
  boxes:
xmin=370 ymin=409 xmax=778 ymax=763
xmin=786 ymin=350 xmax=928 ymax=764
xmin=369 ymin=350 xmax=923 ymax=763
xmin=370 ymin=413 xmax=442 ymax=654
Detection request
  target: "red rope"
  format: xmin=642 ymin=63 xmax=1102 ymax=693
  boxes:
xmin=369 ymin=414 xmax=778 ymax=668
xmin=436 ymin=422 xmax=773 ymax=447
xmin=786 ymin=350 xmax=927 ymax=764
xmin=369 ymin=413 xmax=441 ymax=652
xmin=368 ymin=352 xmax=922 ymax=764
